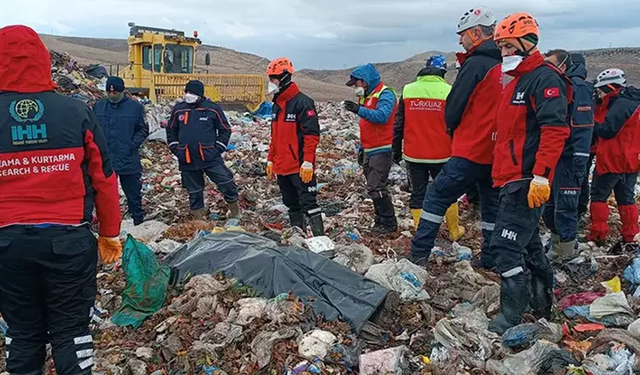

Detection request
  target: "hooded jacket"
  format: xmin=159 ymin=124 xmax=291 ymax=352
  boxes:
xmin=349 ymin=64 xmax=397 ymax=155
xmin=562 ymin=56 xmax=595 ymax=165
xmin=0 ymin=25 xmax=121 ymax=237
xmin=594 ymin=86 xmax=640 ymax=174
xmin=446 ymin=39 xmax=503 ymax=165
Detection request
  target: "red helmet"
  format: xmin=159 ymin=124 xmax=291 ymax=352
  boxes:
xmin=266 ymin=57 xmax=294 ymax=76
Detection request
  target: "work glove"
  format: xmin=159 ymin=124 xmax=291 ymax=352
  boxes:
xmin=98 ymin=236 xmax=123 ymax=264
xmin=266 ymin=161 xmax=275 ymax=180
xmin=528 ymin=175 xmax=551 ymax=208
xmin=357 ymin=148 xmax=364 ymax=166
xmin=344 ymin=100 xmax=360 ymax=114
xmin=300 ymin=161 xmax=314 ymax=183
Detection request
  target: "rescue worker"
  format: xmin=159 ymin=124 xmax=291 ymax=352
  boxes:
xmin=587 ymin=68 xmax=640 ymax=249
xmin=392 ymin=54 xmax=464 ymax=238
xmin=265 ymin=57 xmax=324 ymax=236
xmin=344 ymin=63 xmax=399 ymax=233
xmin=542 ymin=50 xmax=594 ymax=262
xmin=578 ymin=69 xmax=599 ymax=222
xmin=410 ymin=6 xmax=502 ymax=268
xmin=489 ymin=12 xmax=571 ymax=334
xmin=167 ymin=80 xmax=241 ymax=220
xmin=94 ymin=76 xmax=149 ymax=226
xmin=0 ymin=25 xmax=122 ymax=375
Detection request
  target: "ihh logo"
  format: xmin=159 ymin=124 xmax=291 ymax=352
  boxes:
xmin=11 ymin=124 xmax=48 ymax=145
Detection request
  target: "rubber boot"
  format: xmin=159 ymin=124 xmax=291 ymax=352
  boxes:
xmin=488 ymin=273 xmax=530 ymax=335
xmin=550 ymin=241 xmax=578 ymax=264
xmin=227 ymin=200 xmax=242 ymax=220
xmin=619 ymin=204 xmax=639 ymax=243
xmin=308 ymin=213 xmax=325 ymax=237
xmin=289 ymin=211 xmax=305 ymax=230
xmin=545 ymin=233 xmax=560 ymax=256
xmin=445 ymin=203 xmax=465 ymax=241
xmin=373 ymin=196 xmax=398 ymax=234
xmin=587 ymin=201 xmax=609 ymax=245
xmin=192 ymin=207 xmax=208 ymax=221
xmin=529 ymin=267 xmax=554 ymax=320
xmin=411 ymin=208 xmax=422 ymax=230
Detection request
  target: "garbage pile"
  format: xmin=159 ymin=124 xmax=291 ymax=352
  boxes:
xmin=50 ymin=51 xmax=107 ymax=104
xmin=4 ymin=58 xmax=640 ymax=374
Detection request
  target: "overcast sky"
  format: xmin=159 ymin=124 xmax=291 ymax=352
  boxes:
xmin=1 ymin=0 xmax=639 ymax=69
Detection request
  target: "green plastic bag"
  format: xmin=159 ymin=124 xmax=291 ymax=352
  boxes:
xmin=111 ymin=235 xmax=170 ymax=329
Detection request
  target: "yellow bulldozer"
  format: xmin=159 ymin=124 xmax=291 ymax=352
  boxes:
xmin=111 ymin=23 xmax=265 ymax=112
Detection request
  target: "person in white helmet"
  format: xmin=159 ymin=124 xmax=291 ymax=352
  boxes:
xmin=587 ymin=68 xmax=640 ymax=250
xmin=410 ymin=6 xmax=502 ymax=270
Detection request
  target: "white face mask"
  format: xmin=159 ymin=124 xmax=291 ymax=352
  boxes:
xmin=354 ymin=87 xmax=365 ymax=97
xmin=184 ymin=93 xmax=199 ymax=103
xmin=501 ymin=55 xmax=523 ymax=73
xmin=268 ymin=82 xmax=280 ymax=94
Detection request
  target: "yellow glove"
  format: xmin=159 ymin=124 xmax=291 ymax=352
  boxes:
xmin=98 ymin=236 xmax=123 ymax=264
xmin=528 ymin=176 xmax=550 ymax=208
xmin=266 ymin=161 xmax=274 ymax=180
xmin=300 ymin=161 xmax=314 ymax=183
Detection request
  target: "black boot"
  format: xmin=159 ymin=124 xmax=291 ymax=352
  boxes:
xmin=308 ymin=213 xmax=325 ymax=237
xmin=289 ymin=211 xmax=305 ymax=230
xmin=530 ymin=267 xmax=554 ymax=320
xmin=488 ymin=272 xmax=530 ymax=335
xmin=373 ymin=196 xmax=398 ymax=234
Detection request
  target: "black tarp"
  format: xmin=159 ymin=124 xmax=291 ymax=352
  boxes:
xmin=163 ymin=231 xmax=389 ymax=333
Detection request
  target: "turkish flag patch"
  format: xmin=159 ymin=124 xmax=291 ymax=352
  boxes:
xmin=307 ymin=109 xmax=316 ymax=117
xmin=544 ymin=87 xmax=560 ymax=98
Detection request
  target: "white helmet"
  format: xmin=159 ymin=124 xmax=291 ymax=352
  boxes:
xmin=594 ymin=68 xmax=627 ymax=88
xmin=456 ymin=6 xmax=497 ymax=34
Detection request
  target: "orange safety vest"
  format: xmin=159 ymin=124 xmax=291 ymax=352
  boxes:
xmin=359 ymin=82 xmax=397 ymax=153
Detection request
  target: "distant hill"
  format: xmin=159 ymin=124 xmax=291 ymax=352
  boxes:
xmin=39 ymin=34 xmax=640 ymax=101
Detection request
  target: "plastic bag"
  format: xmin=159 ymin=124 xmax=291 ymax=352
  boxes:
xmin=365 ymin=259 xmax=430 ymax=301
xmin=332 ymin=244 xmax=375 ymax=275
xmin=120 ymin=219 xmax=169 ymax=243
xmin=486 ymin=340 xmax=558 ymax=375
xmin=112 ymin=235 xmax=171 ymax=329
xmin=590 ymin=292 xmax=633 ymax=319
xmin=502 ymin=319 xmax=563 ymax=348
xmin=623 ymin=258 xmax=640 ymax=285
xmin=297 ymin=330 xmax=337 ymax=359
xmin=359 ymin=346 xmax=408 ymax=375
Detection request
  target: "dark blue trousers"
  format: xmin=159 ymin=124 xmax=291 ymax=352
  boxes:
xmin=181 ymin=163 xmax=239 ymax=210
xmin=411 ymin=157 xmax=499 ymax=265
xmin=119 ymin=173 xmax=144 ymax=224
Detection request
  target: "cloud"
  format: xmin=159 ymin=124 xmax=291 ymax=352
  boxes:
xmin=1 ymin=0 xmax=638 ymax=69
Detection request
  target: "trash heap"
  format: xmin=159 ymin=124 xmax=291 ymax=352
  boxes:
xmin=2 ymin=53 xmax=640 ymax=374
xmin=50 ymin=51 xmax=107 ymax=104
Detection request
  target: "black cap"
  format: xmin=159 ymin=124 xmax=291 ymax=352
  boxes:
xmin=345 ymin=76 xmax=358 ymax=87
xmin=106 ymin=76 xmax=125 ymax=92
xmin=185 ymin=80 xmax=205 ymax=97
xmin=570 ymin=53 xmax=585 ymax=65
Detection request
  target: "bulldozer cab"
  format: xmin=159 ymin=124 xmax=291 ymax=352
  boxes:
xmin=117 ymin=23 xmax=265 ymax=112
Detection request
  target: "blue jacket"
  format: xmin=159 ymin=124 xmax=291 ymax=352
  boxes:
xmin=349 ymin=63 xmax=396 ymax=125
xmin=564 ymin=60 xmax=595 ymax=162
xmin=166 ymin=98 xmax=232 ymax=171
xmin=93 ymin=96 xmax=149 ymax=175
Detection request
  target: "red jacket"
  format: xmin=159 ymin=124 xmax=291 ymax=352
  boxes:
xmin=447 ymin=39 xmax=503 ymax=165
xmin=595 ymin=87 xmax=640 ymax=174
xmin=492 ymin=52 xmax=571 ymax=187
xmin=359 ymin=82 xmax=397 ymax=153
xmin=267 ymin=83 xmax=320 ymax=176
xmin=0 ymin=25 xmax=121 ymax=237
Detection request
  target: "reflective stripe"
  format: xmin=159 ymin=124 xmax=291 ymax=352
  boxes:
xmin=307 ymin=208 xmax=322 ymax=215
xmin=77 ymin=349 xmax=93 ymax=358
xmin=5 ymin=337 xmax=11 ymax=345
xmin=79 ymin=358 xmax=94 ymax=370
xmin=403 ymin=155 xmax=451 ymax=164
xmin=216 ymin=141 xmax=227 ymax=149
xmin=364 ymin=145 xmax=392 ymax=153
xmin=420 ymin=211 xmax=443 ymax=224
xmin=5 ymin=351 xmax=8 ymax=359
xmin=480 ymin=222 xmax=495 ymax=231
xmin=574 ymin=152 xmax=590 ymax=157
xmin=168 ymin=142 xmax=179 ymax=147
xmin=502 ymin=266 xmax=524 ymax=278
xmin=74 ymin=335 xmax=93 ymax=345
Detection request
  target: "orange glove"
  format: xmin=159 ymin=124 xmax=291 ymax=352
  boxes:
xmin=300 ymin=161 xmax=314 ymax=183
xmin=528 ymin=176 xmax=550 ymax=208
xmin=98 ymin=236 xmax=123 ymax=264
xmin=266 ymin=161 xmax=274 ymax=180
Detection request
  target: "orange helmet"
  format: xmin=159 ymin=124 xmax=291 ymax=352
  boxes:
xmin=494 ymin=12 xmax=539 ymax=41
xmin=266 ymin=57 xmax=294 ymax=76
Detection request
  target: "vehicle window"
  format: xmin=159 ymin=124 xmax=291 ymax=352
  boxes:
xmin=142 ymin=45 xmax=152 ymax=71
xmin=153 ymin=44 xmax=163 ymax=73
xmin=163 ymin=44 xmax=194 ymax=74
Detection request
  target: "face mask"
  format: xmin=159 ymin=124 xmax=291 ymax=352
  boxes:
xmin=354 ymin=87 xmax=365 ymax=97
xmin=107 ymin=92 xmax=124 ymax=103
xmin=267 ymin=82 xmax=280 ymax=95
xmin=184 ymin=93 xmax=199 ymax=103
xmin=501 ymin=55 xmax=523 ymax=73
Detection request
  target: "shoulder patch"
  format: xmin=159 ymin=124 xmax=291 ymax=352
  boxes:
xmin=544 ymin=87 xmax=560 ymax=99
xmin=306 ymin=109 xmax=316 ymax=117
